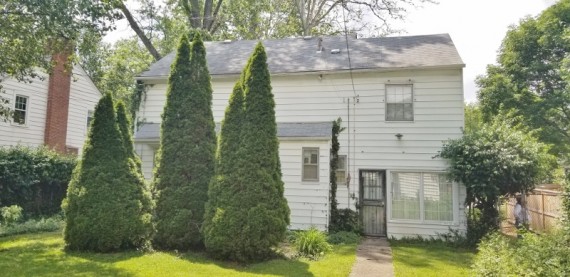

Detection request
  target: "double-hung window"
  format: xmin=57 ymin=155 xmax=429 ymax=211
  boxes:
xmin=386 ymin=84 xmax=413 ymax=121
xmin=13 ymin=95 xmax=28 ymax=125
xmin=391 ymin=172 xmax=453 ymax=222
xmin=302 ymin=148 xmax=319 ymax=181
xmin=336 ymin=155 xmax=347 ymax=185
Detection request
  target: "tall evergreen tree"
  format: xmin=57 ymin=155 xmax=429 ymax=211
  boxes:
xmin=203 ymin=43 xmax=289 ymax=262
xmin=62 ymin=93 xmax=153 ymax=252
xmin=116 ymin=101 xmax=143 ymax=169
xmin=153 ymin=34 xmax=216 ymax=250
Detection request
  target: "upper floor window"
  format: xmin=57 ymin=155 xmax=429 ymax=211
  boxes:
xmin=302 ymin=148 xmax=319 ymax=182
xmin=13 ymin=95 xmax=28 ymax=125
xmin=336 ymin=155 xmax=347 ymax=185
xmin=386 ymin=84 xmax=413 ymax=121
xmin=86 ymin=110 xmax=94 ymax=130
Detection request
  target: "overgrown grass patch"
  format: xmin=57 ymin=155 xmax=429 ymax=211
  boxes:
xmin=0 ymin=232 xmax=357 ymax=276
xmin=390 ymin=239 xmax=474 ymax=276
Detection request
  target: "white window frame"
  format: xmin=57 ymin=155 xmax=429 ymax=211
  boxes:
xmin=385 ymin=84 xmax=414 ymax=122
xmin=336 ymin=155 xmax=347 ymax=185
xmin=12 ymin=94 xmax=29 ymax=126
xmin=389 ymin=171 xmax=457 ymax=224
xmin=302 ymin=147 xmax=319 ymax=182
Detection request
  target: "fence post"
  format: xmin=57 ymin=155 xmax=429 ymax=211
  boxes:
xmin=542 ymin=194 xmax=545 ymax=232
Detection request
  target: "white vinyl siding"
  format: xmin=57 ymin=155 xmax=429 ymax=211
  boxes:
xmin=302 ymin=148 xmax=319 ymax=181
xmin=391 ymin=172 xmax=454 ymax=222
xmin=136 ymin=68 xmax=466 ymax=235
xmin=386 ymin=84 xmax=413 ymax=121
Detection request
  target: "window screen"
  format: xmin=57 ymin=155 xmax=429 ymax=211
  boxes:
xmin=386 ymin=85 xmax=413 ymax=121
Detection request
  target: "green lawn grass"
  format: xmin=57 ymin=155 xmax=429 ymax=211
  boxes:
xmin=391 ymin=241 xmax=475 ymax=277
xmin=0 ymin=232 xmax=356 ymax=277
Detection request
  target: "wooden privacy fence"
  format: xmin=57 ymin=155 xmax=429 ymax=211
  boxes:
xmin=502 ymin=187 xmax=564 ymax=233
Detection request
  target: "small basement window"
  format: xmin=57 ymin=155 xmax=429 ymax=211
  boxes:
xmin=13 ymin=95 xmax=28 ymax=125
xmin=386 ymin=84 xmax=413 ymax=121
xmin=302 ymin=148 xmax=319 ymax=182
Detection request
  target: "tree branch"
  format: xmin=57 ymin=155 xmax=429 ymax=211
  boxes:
xmin=116 ymin=1 xmax=161 ymax=61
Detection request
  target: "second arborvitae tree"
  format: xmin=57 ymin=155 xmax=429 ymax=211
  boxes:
xmin=203 ymin=43 xmax=290 ymax=262
xmin=62 ymin=93 xmax=153 ymax=252
xmin=153 ymin=34 xmax=216 ymax=250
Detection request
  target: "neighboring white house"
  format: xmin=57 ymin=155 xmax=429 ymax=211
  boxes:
xmin=0 ymin=53 xmax=101 ymax=154
xmin=134 ymin=34 xmax=466 ymax=238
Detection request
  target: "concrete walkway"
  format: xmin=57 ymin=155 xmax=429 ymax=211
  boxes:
xmin=349 ymin=237 xmax=395 ymax=277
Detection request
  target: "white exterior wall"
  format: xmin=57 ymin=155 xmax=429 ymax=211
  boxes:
xmin=66 ymin=66 xmax=102 ymax=153
xmin=0 ymin=73 xmax=50 ymax=147
xmin=137 ymin=68 xmax=466 ymax=235
xmin=0 ymin=66 xmax=101 ymax=153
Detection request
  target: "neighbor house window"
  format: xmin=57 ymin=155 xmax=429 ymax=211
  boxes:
xmin=336 ymin=155 xmax=347 ymax=185
xmin=13 ymin=95 xmax=28 ymax=125
xmin=302 ymin=148 xmax=319 ymax=181
xmin=386 ymin=84 xmax=413 ymax=121
xmin=86 ymin=110 xmax=94 ymax=129
xmin=391 ymin=172 xmax=453 ymax=222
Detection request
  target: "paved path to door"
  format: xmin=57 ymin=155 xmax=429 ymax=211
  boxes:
xmin=349 ymin=237 xmax=395 ymax=277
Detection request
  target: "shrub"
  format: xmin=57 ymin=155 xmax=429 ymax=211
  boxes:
xmin=0 ymin=215 xmax=63 ymax=237
xmin=293 ymin=227 xmax=332 ymax=260
xmin=203 ymin=42 xmax=289 ymax=262
xmin=473 ymin=231 xmax=570 ymax=276
xmin=0 ymin=205 xmax=23 ymax=225
xmin=327 ymin=231 xmax=360 ymax=245
xmin=62 ymin=93 xmax=153 ymax=252
xmin=0 ymin=146 xmax=76 ymax=217
xmin=154 ymin=34 xmax=216 ymax=250
xmin=329 ymin=208 xmax=361 ymax=234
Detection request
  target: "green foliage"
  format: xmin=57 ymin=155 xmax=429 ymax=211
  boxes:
xmin=473 ymin=231 xmax=570 ymax=276
xmin=0 ymin=146 xmax=76 ymax=217
xmin=203 ymin=43 xmax=290 ymax=262
xmin=0 ymin=205 xmax=23 ymax=225
xmin=116 ymin=101 xmax=142 ymax=169
xmin=463 ymin=103 xmax=483 ymax=134
xmin=153 ymin=34 xmax=216 ymax=250
xmin=329 ymin=118 xmax=346 ymax=232
xmin=62 ymin=93 xmax=153 ymax=252
xmin=329 ymin=208 xmax=362 ymax=234
xmin=327 ymin=231 xmax=361 ymax=245
xmin=293 ymin=227 xmax=332 ymax=260
xmin=438 ymin=119 xmax=555 ymax=245
xmin=0 ymin=215 xmax=63 ymax=237
xmin=477 ymin=0 xmax=570 ymax=155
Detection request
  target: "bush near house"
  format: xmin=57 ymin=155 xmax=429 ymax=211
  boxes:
xmin=203 ymin=43 xmax=290 ymax=262
xmin=62 ymin=93 xmax=153 ymax=252
xmin=153 ymin=34 xmax=216 ymax=250
xmin=0 ymin=146 xmax=76 ymax=217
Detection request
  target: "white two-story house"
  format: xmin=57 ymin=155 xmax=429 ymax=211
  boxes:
xmin=134 ymin=34 xmax=466 ymax=238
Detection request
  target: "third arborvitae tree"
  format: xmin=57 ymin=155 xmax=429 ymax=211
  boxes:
xmin=62 ymin=93 xmax=153 ymax=252
xmin=153 ymin=34 xmax=216 ymax=250
xmin=203 ymin=43 xmax=290 ymax=262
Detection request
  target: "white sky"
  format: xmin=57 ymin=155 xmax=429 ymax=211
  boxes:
xmin=105 ymin=0 xmax=555 ymax=103
xmin=393 ymin=0 xmax=555 ymax=102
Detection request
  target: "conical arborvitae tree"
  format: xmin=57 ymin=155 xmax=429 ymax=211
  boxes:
xmin=203 ymin=43 xmax=290 ymax=262
xmin=116 ymin=101 xmax=143 ymax=169
xmin=62 ymin=93 xmax=153 ymax=252
xmin=153 ymin=34 xmax=216 ymax=250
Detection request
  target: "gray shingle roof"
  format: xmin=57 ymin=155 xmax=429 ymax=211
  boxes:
xmin=138 ymin=34 xmax=464 ymax=78
xmin=134 ymin=122 xmax=333 ymax=141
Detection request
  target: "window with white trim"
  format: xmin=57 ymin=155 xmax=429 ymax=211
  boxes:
xmin=336 ymin=155 xmax=347 ymax=185
xmin=86 ymin=110 xmax=94 ymax=130
xmin=13 ymin=95 xmax=28 ymax=125
xmin=391 ymin=172 xmax=453 ymax=222
xmin=386 ymin=84 xmax=413 ymax=121
xmin=302 ymin=148 xmax=319 ymax=181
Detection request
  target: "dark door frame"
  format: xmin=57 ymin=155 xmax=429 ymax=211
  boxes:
xmin=359 ymin=169 xmax=387 ymax=236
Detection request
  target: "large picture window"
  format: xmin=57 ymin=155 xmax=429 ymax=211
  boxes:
xmin=302 ymin=148 xmax=319 ymax=181
xmin=391 ymin=172 xmax=454 ymax=222
xmin=386 ymin=84 xmax=413 ymax=121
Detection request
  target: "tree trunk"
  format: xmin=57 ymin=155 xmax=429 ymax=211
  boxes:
xmin=116 ymin=1 xmax=162 ymax=61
